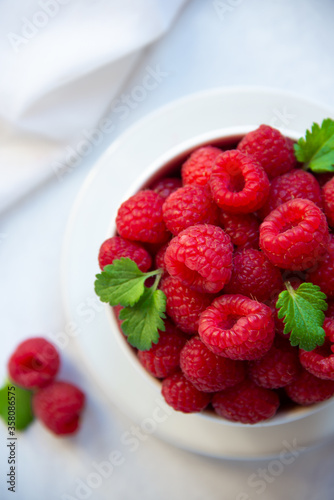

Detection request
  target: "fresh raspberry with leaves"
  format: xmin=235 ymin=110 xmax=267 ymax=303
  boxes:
xmin=160 ymin=276 xmax=212 ymax=334
xmin=285 ymin=370 xmax=334 ymax=405
xmin=249 ymin=337 xmax=301 ymax=389
xmin=299 ymin=318 xmax=334 ymax=380
xmin=219 ymin=211 xmax=260 ymax=250
xmin=224 ymin=249 xmax=283 ymax=302
xmin=237 ymin=124 xmax=296 ymax=179
xmin=161 ymin=371 xmax=211 ymax=413
xmin=181 ymin=145 xmax=222 ymax=186
xmin=162 ymin=185 xmax=219 ymax=235
xmin=164 ymin=224 xmax=233 ymax=294
xmin=322 ymin=177 xmax=334 ymax=228
xmin=151 ymin=177 xmax=182 ymax=199
xmin=180 ymin=336 xmax=245 ymax=392
xmin=33 ymin=381 xmax=85 ymax=435
xmin=212 ymin=380 xmax=280 ymax=424
xmin=258 ymin=169 xmax=323 ymax=219
xmin=198 ymin=294 xmax=275 ymax=360
xmin=307 ymin=235 xmax=334 ymax=298
xmin=137 ymin=320 xmax=187 ymax=378
xmin=8 ymin=338 xmax=60 ymax=390
xmin=98 ymin=236 xmax=152 ymax=271
xmin=116 ymin=190 xmax=170 ymax=244
xmin=209 ymin=150 xmax=270 ymax=214
xmin=259 ymin=198 xmax=329 ymax=270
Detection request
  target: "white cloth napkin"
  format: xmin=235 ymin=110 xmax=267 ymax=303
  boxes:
xmin=0 ymin=0 xmax=187 ymax=213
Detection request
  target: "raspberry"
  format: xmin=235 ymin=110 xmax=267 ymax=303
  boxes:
xmin=259 ymin=198 xmax=329 ymax=270
xmin=8 ymin=338 xmax=60 ymax=389
xmin=307 ymin=235 xmax=334 ymax=298
xmin=98 ymin=236 xmax=152 ymax=271
xmin=164 ymin=224 xmax=233 ymax=294
xmin=219 ymin=211 xmax=260 ymax=250
xmin=248 ymin=337 xmax=301 ymax=389
xmin=161 ymin=372 xmax=211 ymax=413
xmin=224 ymin=249 xmax=283 ymax=302
xmin=299 ymin=318 xmax=334 ymax=380
xmin=180 ymin=336 xmax=245 ymax=392
xmin=212 ymin=380 xmax=280 ymax=424
xmin=160 ymin=276 xmax=212 ymax=334
xmin=285 ymin=370 xmax=334 ymax=405
xmin=209 ymin=150 xmax=269 ymax=214
xmin=137 ymin=320 xmax=187 ymax=378
xmin=33 ymin=381 xmax=85 ymax=435
xmin=116 ymin=190 xmax=170 ymax=244
xmin=322 ymin=177 xmax=334 ymax=228
xmin=181 ymin=146 xmax=222 ymax=186
xmin=162 ymin=185 xmax=218 ymax=235
xmin=198 ymin=294 xmax=274 ymax=360
xmin=237 ymin=124 xmax=296 ymax=179
xmin=151 ymin=177 xmax=182 ymax=199
xmin=258 ymin=169 xmax=323 ymax=219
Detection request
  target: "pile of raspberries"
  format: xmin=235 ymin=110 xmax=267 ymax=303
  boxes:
xmin=99 ymin=124 xmax=334 ymax=424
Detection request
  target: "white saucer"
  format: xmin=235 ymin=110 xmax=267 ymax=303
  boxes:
xmin=61 ymin=87 xmax=334 ymax=459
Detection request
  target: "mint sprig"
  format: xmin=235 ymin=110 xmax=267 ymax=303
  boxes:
xmin=0 ymin=380 xmax=34 ymax=431
xmin=276 ymin=282 xmax=327 ymax=351
xmin=294 ymin=118 xmax=334 ymax=173
xmin=95 ymin=258 xmax=166 ymax=350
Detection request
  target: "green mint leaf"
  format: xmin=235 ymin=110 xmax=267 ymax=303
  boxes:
xmin=276 ymin=282 xmax=327 ymax=351
xmin=119 ymin=287 xmax=166 ymax=350
xmin=294 ymin=118 xmax=334 ymax=173
xmin=0 ymin=380 xmax=34 ymax=431
xmin=95 ymin=257 xmax=160 ymax=307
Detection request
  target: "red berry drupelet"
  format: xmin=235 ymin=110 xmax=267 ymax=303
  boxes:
xmin=160 ymin=276 xmax=212 ymax=334
xmin=98 ymin=236 xmax=152 ymax=271
xmin=259 ymin=198 xmax=329 ymax=270
xmin=322 ymin=177 xmax=334 ymax=228
xmin=180 ymin=336 xmax=245 ymax=392
xmin=116 ymin=190 xmax=170 ymax=244
xmin=299 ymin=318 xmax=334 ymax=380
xmin=198 ymin=294 xmax=275 ymax=360
xmin=237 ymin=124 xmax=296 ymax=179
xmin=8 ymin=338 xmax=60 ymax=390
xmin=307 ymin=235 xmax=334 ymax=298
xmin=219 ymin=211 xmax=260 ymax=250
xmin=224 ymin=248 xmax=283 ymax=302
xmin=162 ymin=184 xmax=219 ymax=235
xmin=151 ymin=177 xmax=182 ymax=199
xmin=161 ymin=372 xmax=211 ymax=413
xmin=285 ymin=370 xmax=334 ymax=405
xmin=33 ymin=381 xmax=85 ymax=435
xmin=137 ymin=321 xmax=187 ymax=379
xmin=209 ymin=150 xmax=270 ymax=214
xmin=181 ymin=145 xmax=222 ymax=187
xmin=164 ymin=224 xmax=233 ymax=294
xmin=212 ymin=380 xmax=280 ymax=424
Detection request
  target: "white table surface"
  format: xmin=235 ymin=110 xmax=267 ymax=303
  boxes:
xmin=1 ymin=1 xmax=334 ymax=499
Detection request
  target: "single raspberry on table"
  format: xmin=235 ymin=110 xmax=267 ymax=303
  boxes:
xmin=224 ymin=248 xmax=283 ymax=302
xmin=307 ymin=235 xmax=334 ymax=298
xmin=161 ymin=371 xmax=212 ymax=413
xmin=285 ymin=370 xmax=334 ymax=405
xmin=248 ymin=337 xmax=301 ymax=389
xmin=180 ymin=336 xmax=245 ymax=392
xmin=299 ymin=318 xmax=334 ymax=380
xmin=181 ymin=145 xmax=222 ymax=186
xmin=116 ymin=190 xmax=170 ymax=244
xmin=322 ymin=177 xmax=334 ymax=228
xmin=162 ymin=184 xmax=219 ymax=236
xmin=219 ymin=211 xmax=260 ymax=250
xmin=8 ymin=338 xmax=60 ymax=390
xmin=33 ymin=381 xmax=85 ymax=435
xmin=150 ymin=177 xmax=182 ymax=199
xmin=164 ymin=224 xmax=233 ymax=294
xmin=98 ymin=236 xmax=152 ymax=271
xmin=137 ymin=320 xmax=187 ymax=378
xmin=212 ymin=379 xmax=280 ymax=424
xmin=259 ymin=198 xmax=329 ymax=270
xmin=160 ymin=276 xmax=212 ymax=334
xmin=258 ymin=169 xmax=323 ymax=219
xmin=237 ymin=124 xmax=296 ymax=179
xmin=209 ymin=150 xmax=270 ymax=214
xmin=198 ymin=294 xmax=275 ymax=360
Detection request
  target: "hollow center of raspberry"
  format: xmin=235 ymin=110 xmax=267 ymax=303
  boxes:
xmin=20 ymin=355 xmax=44 ymax=372
xmin=218 ymin=314 xmax=241 ymax=330
xmin=228 ymin=172 xmax=245 ymax=193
